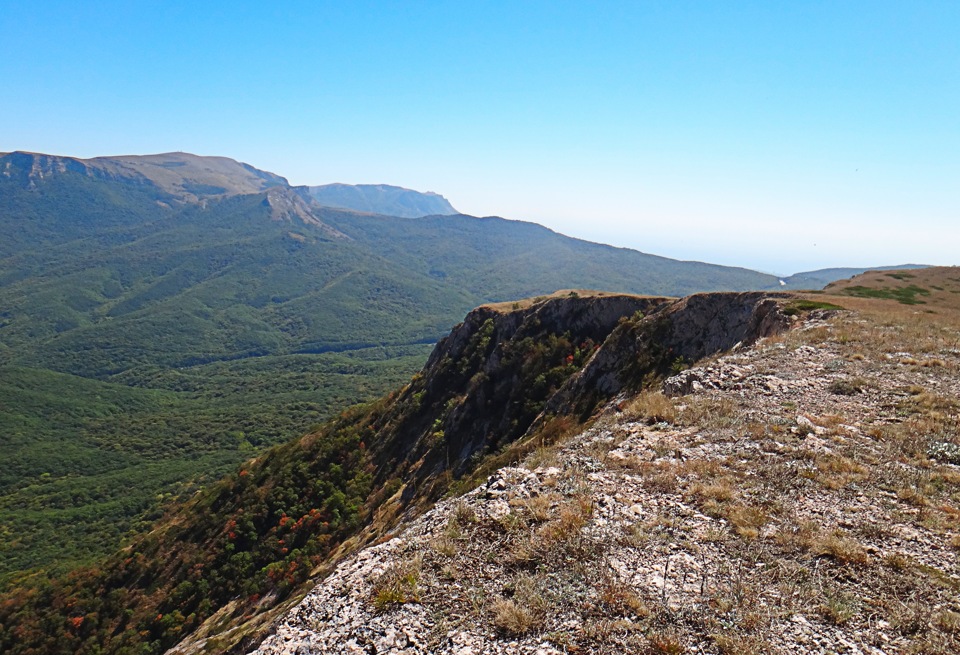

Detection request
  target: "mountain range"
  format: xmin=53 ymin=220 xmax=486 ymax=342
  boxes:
xmin=0 ymin=151 xmax=931 ymax=581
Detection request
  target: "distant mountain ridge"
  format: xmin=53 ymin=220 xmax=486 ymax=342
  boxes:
xmin=307 ymin=183 xmax=458 ymax=217
xmin=1 ymin=150 xmax=288 ymax=203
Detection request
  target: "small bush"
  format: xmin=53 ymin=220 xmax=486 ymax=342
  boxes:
xmin=815 ymin=533 xmax=868 ymax=565
xmin=646 ymin=632 xmax=686 ymax=654
xmin=828 ymin=379 xmax=862 ymax=395
xmin=821 ymin=592 xmax=860 ymax=625
xmin=624 ymin=391 xmax=678 ymax=424
xmin=369 ymin=558 xmax=421 ymax=612
xmin=491 ymin=597 xmax=542 ymax=635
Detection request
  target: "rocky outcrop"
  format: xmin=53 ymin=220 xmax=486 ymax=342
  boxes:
xmin=248 ymin=305 xmax=960 ymax=655
xmin=264 ymin=187 xmax=350 ymax=235
xmin=366 ymin=291 xmax=792 ymax=506
xmin=369 ymin=293 xmax=671 ymax=494
xmin=547 ymin=291 xmax=791 ymax=417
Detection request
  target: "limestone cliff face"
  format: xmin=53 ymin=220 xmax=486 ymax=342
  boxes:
xmin=548 ymin=291 xmax=791 ymax=416
xmin=365 ymin=292 xmax=791 ymax=504
xmin=368 ymin=293 xmax=671 ymax=498
xmin=307 ymin=183 xmax=458 ymax=218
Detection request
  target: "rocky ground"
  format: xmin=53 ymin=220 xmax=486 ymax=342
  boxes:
xmin=250 ymin=309 xmax=960 ymax=654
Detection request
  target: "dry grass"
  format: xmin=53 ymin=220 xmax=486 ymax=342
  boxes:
xmin=594 ymin=568 xmax=650 ymax=617
xmin=490 ymin=573 xmax=548 ymax=635
xmin=645 ymin=631 xmax=686 ymax=654
xmin=508 ymin=496 xmax=594 ymax=567
xmin=490 ymin=597 xmax=540 ymax=635
xmin=370 ymin=556 xmax=422 ymax=612
xmin=773 ymin=519 xmax=821 ymax=553
xmin=820 ymin=590 xmax=860 ymax=625
xmin=711 ymin=633 xmax=766 ymax=655
xmin=637 ymin=461 xmax=680 ymax=493
xmin=623 ymin=390 xmax=679 ymax=424
xmin=814 ymin=532 xmax=869 ymax=565
xmin=520 ymin=493 xmax=556 ymax=523
xmin=678 ymin=396 xmax=738 ymax=428
xmin=725 ymin=505 xmax=771 ymax=540
xmin=816 ymin=454 xmax=868 ymax=489
xmin=689 ymin=479 xmax=737 ymax=504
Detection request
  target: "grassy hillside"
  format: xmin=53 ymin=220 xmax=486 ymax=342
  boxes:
xmin=823 ymin=266 xmax=960 ymax=308
xmin=781 ymin=264 xmax=928 ymax=289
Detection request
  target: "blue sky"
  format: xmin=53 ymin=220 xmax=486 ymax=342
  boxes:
xmin=2 ymin=1 xmax=957 ymax=274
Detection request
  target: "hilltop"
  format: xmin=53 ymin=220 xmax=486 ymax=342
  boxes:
xmin=824 ymin=266 xmax=960 ymax=309
xmin=0 ymin=151 xmax=288 ymax=203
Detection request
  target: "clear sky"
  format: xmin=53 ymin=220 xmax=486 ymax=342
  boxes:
xmin=2 ymin=1 xmax=957 ymax=275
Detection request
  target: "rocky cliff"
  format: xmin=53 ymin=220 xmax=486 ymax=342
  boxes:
xmin=247 ymin=295 xmax=960 ymax=655
xmin=1 ymin=151 xmax=289 ymax=202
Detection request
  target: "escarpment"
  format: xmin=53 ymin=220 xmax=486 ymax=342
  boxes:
xmin=369 ymin=292 xmax=792 ymax=504
xmin=251 ymin=297 xmax=960 ymax=655
xmin=368 ymin=293 xmax=673 ymax=493
xmin=547 ymin=291 xmax=791 ymax=418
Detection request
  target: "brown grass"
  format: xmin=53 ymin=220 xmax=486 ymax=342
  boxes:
xmin=645 ymin=631 xmax=686 ymax=654
xmin=490 ymin=597 xmax=540 ymax=635
xmin=815 ymin=532 xmax=869 ymax=565
xmin=624 ymin=390 xmax=679 ymax=424
xmin=370 ymin=557 xmax=422 ymax=612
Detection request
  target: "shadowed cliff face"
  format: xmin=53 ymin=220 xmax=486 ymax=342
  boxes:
xmin=547 ymin=291 xmax=791 ymax=417
xmin=369 ymin=294 xmax=671 ymax=492
xmin=369 ymin=292 xmax=790 ymax=502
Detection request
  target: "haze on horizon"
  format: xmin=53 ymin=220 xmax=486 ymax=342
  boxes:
xmin=2 ymin=1 xmax=957 ymax=276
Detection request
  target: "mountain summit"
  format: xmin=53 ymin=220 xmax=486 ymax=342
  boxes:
xmin=307 ymin=183 xmax=458 ymax=217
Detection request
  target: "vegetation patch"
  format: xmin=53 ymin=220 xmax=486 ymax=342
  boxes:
xmin=782 ymin=299 xmax=844 ymax=316
xmin=370 ymin=557 xmax=422 ymax=612
xmin=839 ymin=284 xmax=931 ymax=305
